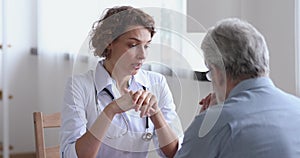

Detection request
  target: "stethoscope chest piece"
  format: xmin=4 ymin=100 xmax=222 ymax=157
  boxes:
xmin=142 ymin=116 xmax=153 ymax=141
xmin=142 ymin=131 xmax=153 ymax=141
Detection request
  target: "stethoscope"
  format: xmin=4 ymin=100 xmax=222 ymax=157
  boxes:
xmin=94 ymin=85 xmax=153 ymax=141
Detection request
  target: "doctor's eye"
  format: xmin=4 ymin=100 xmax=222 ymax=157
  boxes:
xmin=129 ymin=43 xmax=138 ymax=48
xmin=144 ymin=45 xmax=150 ymax=49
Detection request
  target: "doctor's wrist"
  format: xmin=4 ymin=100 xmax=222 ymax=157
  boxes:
xmin=103 ymin=102 xmax=118 ymax=117
xmin=149 ymin=111 xmax=164 ymax=126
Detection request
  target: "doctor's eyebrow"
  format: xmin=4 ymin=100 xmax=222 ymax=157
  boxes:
xmin=128 ymin=37 xmax=152 ymax=43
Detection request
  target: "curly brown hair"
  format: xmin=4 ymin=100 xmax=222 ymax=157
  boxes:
xmin=90 ymin=6 xmax=156 ymax=58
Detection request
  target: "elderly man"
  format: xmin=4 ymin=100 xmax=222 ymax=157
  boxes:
xmin=174 ymin=18 xmax=300 ymax=158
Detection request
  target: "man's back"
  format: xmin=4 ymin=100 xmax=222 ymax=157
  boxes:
xmin=175 ymin=77 xmax=300 ymax=158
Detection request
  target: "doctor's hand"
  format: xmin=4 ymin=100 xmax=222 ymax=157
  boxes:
xmin=108 ymin=90 xmax=136 ymax=115
xmin=132 ymin=90 xmax=159 ymax=118
xmin=199 ymin=93 xmax=217 ymax=113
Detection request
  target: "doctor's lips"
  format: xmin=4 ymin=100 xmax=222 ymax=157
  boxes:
xmin=132 ymin=63 xmax=143 ymax=70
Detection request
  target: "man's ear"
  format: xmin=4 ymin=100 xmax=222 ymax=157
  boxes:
xmin=211 ymin=64 xmax=227 ymax=104
xmin=211 ymin=65 xmax=226 ymax=84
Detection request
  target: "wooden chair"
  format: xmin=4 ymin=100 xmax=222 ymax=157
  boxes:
xmin=33 ymin=112 xmax=61 ymax=158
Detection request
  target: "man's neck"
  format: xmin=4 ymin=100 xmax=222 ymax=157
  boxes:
xmin=225 ymin=78 xmax=240 ymax=99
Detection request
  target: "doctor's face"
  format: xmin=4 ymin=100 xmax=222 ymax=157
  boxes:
xmin=108 ymin=26 xmax=152 ymax=76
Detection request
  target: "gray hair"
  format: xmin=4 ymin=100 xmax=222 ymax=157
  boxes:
xmin=201 ymin=18 xmax=270 ymax=80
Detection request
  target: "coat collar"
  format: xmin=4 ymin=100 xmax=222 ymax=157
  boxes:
xmin=94 ymin=60 xmax=150 ymax=93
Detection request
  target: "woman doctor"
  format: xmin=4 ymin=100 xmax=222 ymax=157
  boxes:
xmin=60 ymin=6 xmax=183 ymax=158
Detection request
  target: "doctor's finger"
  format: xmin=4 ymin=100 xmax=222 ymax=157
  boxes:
xmin=147 ymin=107 xmax=156 ymax=116
xmin=136 ymin=91 xmax=149 ymax=107
xmin=141 ymin=96 xmax=153 ymax=117
xmin=140 ymin=94 xmax=155 ymax=117
xmin=128 ymin=90 xmax=134 ymax=96
xmin=142 ymin=93 xmax=152 ymax=106
xmin=132 ymin=90 xmax=143 ymax=104
xmin=139 ymin=104 xmax=149 ymax=117
xmin=133 ymin=91 xmax=147 ymax=111
xmin=146 ymin=97 xmax=158 ymax=116
xmin=139 ymin=94 xmax=152 ymax=117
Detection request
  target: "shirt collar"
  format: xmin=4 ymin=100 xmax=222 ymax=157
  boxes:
xmin=94 ymin=60 xmax=150 ymax=92
xmin=129 ymin=69 xmax=150 ymax=89
xmin=227 ymin=77 xmax=275 ymax=99
xmin=94 ymin=60 xmax=114 ymax=93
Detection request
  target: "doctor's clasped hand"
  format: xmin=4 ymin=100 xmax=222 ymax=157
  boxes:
xmin=108 ymin=89 xmax=159 ymax=118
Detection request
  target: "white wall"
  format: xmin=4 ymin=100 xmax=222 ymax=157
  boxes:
xmin=0 ymin=0 xmax=39 ymax=153
xmin=1 ymin=0 xmax=297 ymax=155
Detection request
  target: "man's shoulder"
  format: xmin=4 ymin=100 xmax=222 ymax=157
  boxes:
xmin=192 ymin=105 xmax=234 ymax=133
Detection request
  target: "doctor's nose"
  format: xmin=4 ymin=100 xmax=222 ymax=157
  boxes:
xmin=137 ymin=46 xmax=147 ymax=60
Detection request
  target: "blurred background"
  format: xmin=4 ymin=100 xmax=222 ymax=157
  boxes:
xmin=1 ymin=0 xmax=299 ymax=157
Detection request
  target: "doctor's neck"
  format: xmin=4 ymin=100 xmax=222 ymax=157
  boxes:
xmin=103 ymin=60 xmax=131 ymax=93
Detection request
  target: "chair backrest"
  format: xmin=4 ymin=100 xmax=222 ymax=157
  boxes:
xmin=33 ymin=112 xmax=61 ymax=158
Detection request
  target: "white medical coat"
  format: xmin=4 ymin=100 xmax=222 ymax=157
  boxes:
xmin=60 ymin=61 xmax=183 ymax=158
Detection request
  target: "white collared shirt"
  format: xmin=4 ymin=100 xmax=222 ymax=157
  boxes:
xmin=60 ymin=61 xmax=183 ymax=158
